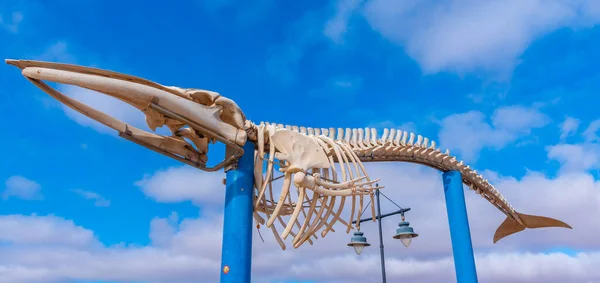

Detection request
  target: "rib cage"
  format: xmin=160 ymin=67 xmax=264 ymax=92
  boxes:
xmin=247 ymin=121 xmax=523 ymax=235
xmin=252 ymin=122 xmax=379 ymax=250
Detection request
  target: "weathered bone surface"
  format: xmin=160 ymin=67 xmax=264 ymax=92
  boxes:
xmin=7 ymin=59 xmax=572 ymax=250
xmin=7 ymin=59 xmax=246 ymax=171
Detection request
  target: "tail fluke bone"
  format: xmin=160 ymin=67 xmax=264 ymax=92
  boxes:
xmin=494 ymin=212 xmax=572 ymax=243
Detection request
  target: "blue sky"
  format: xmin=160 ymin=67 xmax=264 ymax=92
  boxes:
xmin=1 ymin=0 xmax=599 ymax=282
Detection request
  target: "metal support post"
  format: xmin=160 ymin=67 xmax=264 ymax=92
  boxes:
xmin=220 ymin=142 xmax=255 ymax=283
xmin=442 ymin=170 xmax=478 ymax=283
xmin=376 ymin=190 xmax=387 ymax=283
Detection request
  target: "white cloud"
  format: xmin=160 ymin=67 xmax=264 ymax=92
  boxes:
xmin=1 ymin=128 xmax=599 ymax=282
xmin=367 ymin=120 xmax=418 ymax=134
xmin=548 ymin=119 xmax=600 ymax=172
xmin=34 ymin=41 xmax=76 ymax=63
xmin=582 ymin=119 xmax=600 ymax=142
xmin=438 ymin=105 xmax=550 ymax=161
xmin=2 ymin=176 xmax=42 ymax=200
xmin=0 ymin=159 xmax=599 ymax=282
xmin=331 ymin=75 xmax=363 ymax=89
xmin=323 ymin=0 xmax=362 ymax=44
xmin=560 ymin=116 xmax=580 ymax=140
xmin=491 ymin=105 xmax=550 ymax=131
xmin=0 ymin=215 xmax=96 ymax=247
xmin=338 ymin=0 xmax=600 ymax=76
xmin=266 ymin=1 xmax=361 ymax=83
xmin=134 ymin=166 xmax=226 ymax=207
xmin=71 ymin=189 xmax=111 ymax=207
xmin=0 ymin=11 xmax=23 ymax=33
xmin=547 ymin=143 xmax=600 ymax=173
xmin=266 ymin=10 xmax=327 ymax=84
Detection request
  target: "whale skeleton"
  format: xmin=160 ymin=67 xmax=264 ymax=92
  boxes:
xmin=6 ymin=59 xmax=572 ymax=250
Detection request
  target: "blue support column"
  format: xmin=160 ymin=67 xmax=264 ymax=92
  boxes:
xmin=220 ymin=142 xmax=255 ymax=283
xmin=442 ymin=170 xmax=478 ymax=283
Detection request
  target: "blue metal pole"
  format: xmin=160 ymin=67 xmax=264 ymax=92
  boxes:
xmin=442 ymin=170 xmax=478 ymax=283
xmin=375 ymin=190 xmax=387 ymax=283
xmin=220 ymin=142 xmax=255 ymax=283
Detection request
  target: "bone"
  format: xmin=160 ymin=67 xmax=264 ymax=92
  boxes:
xmin=295 ymin=194 xmax=330 ymax=247
xmin=165 ymin=119 xmax=185 ymax=135
xmin=143 ymin=107 xmax=166 ymax=131
xmin=270 ymin=176 xmax=304 ymax=247
xmin=187 ymin=89 xmax=220 ymax=105
xmin=361 ymin=128 xmax=374 ymax=156
xmin=214 ymin=96 xmax=245 ymax=129
xmin=20 ymin=67 xmax=248 ymax=146
xmin=394 ymin=130 xmax=402 ymax=146
xmin=293 ymin=166 xmax=334 ymax=244
xmin=270 ymin=130 xmax=330 ymax=171
xmin=344 ymin=128 xmax=351 ymax=143
xmin=422 ymin=137 xmax=429 ymax=148
xmin=266 ymin=130 xmax=335 ymax=237
xmin=281 ymin=186 xmax=306 ymax=240
xmin=381 ymin=128 xmax=390 ymax=142
xmin=175 ymin=127 xmax=209 ymax=154
xmin=254 ymin=125 xmax=267 ymax=208
xmin=256 ymin=168 xmax=286 ymax=250
xmin=416 ymin=135 xmax=423 ymax=147
xmin=321 ymin=140 xmax=354 ymax=236
xmin=429 ymin=140 xmax=436 ymax=150
xmin=337 ymin=142 xmax=360 ymax=232
xmin=369 ymin=128 xmax=377 ymax=146
xmin=408 ymin=132 xmax=415 ymax=145
xmin=293 ymin=188 xmax=320 ymax=245
xmin=310 ymin=136 xmax=348 ymax=238
xmin=356 ymin=128 xmax=365 ymax=151
xmin=386 ymin=129 xmax=394 ymax=144
xmin=266 ymin=173 xmax=293 ymax=228
xmin=401 ymin=131 xmax=408 ymax=146
xmin=381 ymin=129 xmax=397 ymax=155
xmin=19 ymin=75 xmax=209 ymax=166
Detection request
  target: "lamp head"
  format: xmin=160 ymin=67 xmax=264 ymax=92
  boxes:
xmin=347 ymin=231 xmax=371 ymax=255
xmin=392 ymin=221 xmax=418 ymax=247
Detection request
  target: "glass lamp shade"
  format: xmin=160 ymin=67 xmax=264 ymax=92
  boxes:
xmin=398 ymin=235 xmax=412 ymax=247
xmin=353 ymin=245 xmax=366 ymax=255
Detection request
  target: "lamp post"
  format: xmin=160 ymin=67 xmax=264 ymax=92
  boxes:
xmin=348 ymin=189 xmax=418 ymax=283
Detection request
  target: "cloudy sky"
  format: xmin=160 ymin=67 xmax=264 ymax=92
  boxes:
xmin=1 ymin=0 xmax=599 ymax=282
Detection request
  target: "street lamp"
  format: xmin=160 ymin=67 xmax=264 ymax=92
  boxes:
xmin=347 ymin=188 xmax=418 ymax=283
xmin=393 ymin=221 xmax=419 ymax=247
xmin=347 ymin=231 xmax=371 ymax=255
